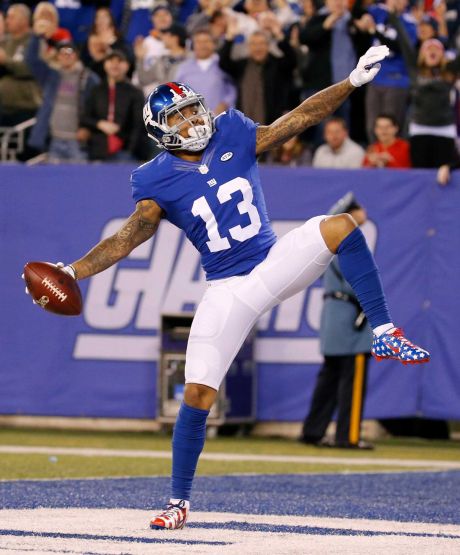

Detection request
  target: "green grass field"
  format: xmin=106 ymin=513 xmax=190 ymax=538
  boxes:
xmin=0 ymin=428 xmax=459 ymax=480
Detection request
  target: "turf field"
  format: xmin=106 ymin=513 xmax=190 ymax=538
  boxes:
xmin=1 ymin=428 xmax=459 ymax=554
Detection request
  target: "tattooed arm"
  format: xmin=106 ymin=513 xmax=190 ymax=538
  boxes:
xmin=70 ymin=199 xmax=162 ymax=280
xmin=256 ymin=45 xmax=390 ymax=154
xmin=256 ymin=79 xmax=354 ymax=154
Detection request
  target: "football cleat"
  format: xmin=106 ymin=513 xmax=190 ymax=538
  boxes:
xmin=372 ymin=328 xmax=430 ymax=365
xmin=150 ymin=499 xmax=189 ymax=530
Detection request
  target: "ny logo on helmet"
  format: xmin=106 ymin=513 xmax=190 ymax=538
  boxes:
xmin=169 ymin=83 xmax=192 ymax=102
xmin=143 ymin=102 xmax=155 ymax=128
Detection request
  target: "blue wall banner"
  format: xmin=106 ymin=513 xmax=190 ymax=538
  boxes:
xmin=1 ymin=165 xmax=459 ymax=420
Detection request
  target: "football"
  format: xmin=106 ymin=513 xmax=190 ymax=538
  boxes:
xmin=23 ymin=261 xmax=83 ymax=316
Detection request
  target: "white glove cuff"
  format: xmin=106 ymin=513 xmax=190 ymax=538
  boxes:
xmin=348 ymin=70 xmax=361 ymax=88
xmin=65 ymin=264 xmax=77 ymax=280
xmin=56 ymin=262 xmax=77 ymax=280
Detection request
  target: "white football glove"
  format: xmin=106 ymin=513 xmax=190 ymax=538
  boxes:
xmin=349 ymin=45 xmax=390 ymax=87
xmin=22 ymin=262 xmax=77 ymax=302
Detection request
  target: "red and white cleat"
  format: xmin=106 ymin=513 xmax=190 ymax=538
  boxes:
xmin=372 ymin=328 xmax=430 ymax=365
xmin=150 ymin=500 xmax=189 ymax=530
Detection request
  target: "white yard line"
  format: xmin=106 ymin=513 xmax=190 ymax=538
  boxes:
xmin=0 ymin=445 xmax=459 ymax=469
xmin=2 ymin=508 xmax=460 ymax=537
xmin=0 ymin=509 xmax=459 ymax=555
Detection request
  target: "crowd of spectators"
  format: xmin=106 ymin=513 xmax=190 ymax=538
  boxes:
xmin=0 ymin=0 xmax=460 ymax=178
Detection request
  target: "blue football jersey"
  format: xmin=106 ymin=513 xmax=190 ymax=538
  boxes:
xmin=131 ymin=109 xmax=276 ymax=280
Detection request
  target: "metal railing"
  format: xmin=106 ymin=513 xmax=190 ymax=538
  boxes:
xmin=0 ymin=118 xmax=37 ymax=162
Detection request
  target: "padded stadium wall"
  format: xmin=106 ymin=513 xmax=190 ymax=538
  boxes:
xmin=1 ymin=165 xmax=458 ymax=421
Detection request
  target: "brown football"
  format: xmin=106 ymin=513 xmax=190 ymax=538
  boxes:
xmin=23 ymin=261 xmax=83 ymax=316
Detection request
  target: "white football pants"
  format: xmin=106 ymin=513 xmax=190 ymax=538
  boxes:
xmin=185 ymin=215 xmax=333 ymax=390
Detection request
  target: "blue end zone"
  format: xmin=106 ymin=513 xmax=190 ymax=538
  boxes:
xmin=1 ymin=472 xmax=459 ymax=524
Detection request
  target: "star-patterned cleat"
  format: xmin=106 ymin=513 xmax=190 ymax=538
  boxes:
xmin=150 ymin=500 xmax=189 ymax=530
xmin=372 ymin=328 xmax=430 ymax=365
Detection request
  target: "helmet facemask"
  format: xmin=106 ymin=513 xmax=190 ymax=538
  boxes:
xmin=146 ymin=94 xmax=214 ymax=152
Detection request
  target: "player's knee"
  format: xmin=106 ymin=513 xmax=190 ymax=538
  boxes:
xmin=184 ymin=383 xmax=217 ymax=411
xmin=320 ymin=213 xmax=357 ymax=253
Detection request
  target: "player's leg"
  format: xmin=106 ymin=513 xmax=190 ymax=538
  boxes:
xmin=235 ymin=213 xmax=429 ymax=362
xmin=153 ymin=217 xmax=329 ymax=509
xmin=150 ymin=283 xmax=260 ymax=530
xmin=149 ymin=382 xmax=215 ymax=530
xmin=320 ymin=214 xmax=429 ymax=364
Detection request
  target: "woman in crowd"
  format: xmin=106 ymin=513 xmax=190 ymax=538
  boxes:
xmin=82 ymin=6 xmax=133 ymax=79
xmin=391 ymin=10 xmax=460 ymax=168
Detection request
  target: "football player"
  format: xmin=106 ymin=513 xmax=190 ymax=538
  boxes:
xmin=26 ymin=45 xmax=429 ymax=530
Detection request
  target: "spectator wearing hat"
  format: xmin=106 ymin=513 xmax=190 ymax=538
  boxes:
xmin=80 ymin=50 xmax=145 ymax=162
xmin=363 ymin=113 xmax=411 ymax=168
xmin=82 ymin=6 xmax=134 ymax=80
xmin=0 ymin=3 xmax=42 ymax=126
xmin=26 ymin=36 xmax=99 ymax=161
xmin=135 ymin=23 xmax=188 ymax=97
xmin=299 ymin=193 xmax=374 ymax=450
xmin=312 ymin=117 xmax=365 ymax=169
xmin=175 ymin=28 xmax=236 ymax=114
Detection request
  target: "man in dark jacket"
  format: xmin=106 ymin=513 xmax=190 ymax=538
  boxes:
xmin=80 ymin=49 xmax=145 ymax=161
xmin=219 ymin=28 xmax=296 ymax=125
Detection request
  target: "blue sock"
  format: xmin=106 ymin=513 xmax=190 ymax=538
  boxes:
xmin=171 ymin=401 xmax=209 ymax=501
xmin=337 ymin=227 xmax=392 ymax=329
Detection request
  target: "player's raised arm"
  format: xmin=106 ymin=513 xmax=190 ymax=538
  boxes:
xmin=255 ymin=45 xmax=389 ymax=155
xmin=71 ymin=199 xmax=162 ymax=280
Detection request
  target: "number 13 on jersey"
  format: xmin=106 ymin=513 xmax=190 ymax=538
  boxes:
xmin=191 ymin=177 xmax=262 ymax=253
